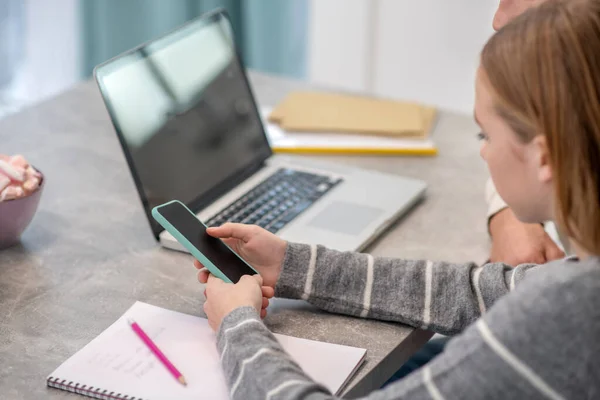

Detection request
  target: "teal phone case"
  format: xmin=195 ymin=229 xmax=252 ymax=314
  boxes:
xmin=151 ymin=200 xmax=258 ymax=283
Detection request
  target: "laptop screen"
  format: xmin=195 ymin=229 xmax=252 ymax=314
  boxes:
xmin=94 ymin=11 xmax=272 ymax=237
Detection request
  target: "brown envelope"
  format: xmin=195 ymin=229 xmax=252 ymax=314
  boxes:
xmin=268 ymin=91 xmax=436 ymax=138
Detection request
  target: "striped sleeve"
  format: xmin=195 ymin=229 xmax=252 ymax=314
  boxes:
xmin=216 ymin=248 xmax=592 ymax=400
xmin=216 ymin=307 xmax=332 ymax=400
xmin=216 ymin=289 xmax=573 ymax=400
xmin=274 ymin=243 xmax=539 ymax=335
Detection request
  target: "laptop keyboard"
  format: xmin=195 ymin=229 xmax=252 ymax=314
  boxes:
xmin=205 ymin=168 xmax=343 ymax=233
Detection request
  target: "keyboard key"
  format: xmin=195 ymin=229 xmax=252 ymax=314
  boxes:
xmin=279 ymin=200 xmax=312 ymax=223
xmin=316 ymin=183 xmax=330 ymax=192
xmin=269 ymin=209 xmax=282 ymax=218
xmin=271 ymin=221 xmax=286 ymax=230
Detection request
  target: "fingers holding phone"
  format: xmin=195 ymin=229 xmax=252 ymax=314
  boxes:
xmin=203 ymin=274 xmax=265 ymax=331
xmin=198 ymin=266 xmax=274 ymax=296
xmin=198 ymin=265 xmax=274 ymax=320
xmin=194 ymin=222 xmax=286 ymax=288
xmin=152 ymin=201 xmax=271 ymax=284
xmin=151 ymin=201 xmax=279 ymax=326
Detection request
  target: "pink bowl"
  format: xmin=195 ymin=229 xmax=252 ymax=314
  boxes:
xmin=0 ymin=171 xmax=44 ymax=249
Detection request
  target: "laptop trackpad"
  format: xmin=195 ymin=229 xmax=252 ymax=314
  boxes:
xmin=308 ymin=201 xmax=384 ymax=235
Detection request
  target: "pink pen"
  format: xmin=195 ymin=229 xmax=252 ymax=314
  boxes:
xmin=127 ymin=318 xmax=187 ymax=386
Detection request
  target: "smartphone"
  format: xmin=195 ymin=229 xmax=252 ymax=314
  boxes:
xmin=151 ymin=200 xmax=258 ymax=283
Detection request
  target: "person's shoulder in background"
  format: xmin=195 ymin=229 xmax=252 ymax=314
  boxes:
xmin=485 ymin=177 xmax=566 ymax=265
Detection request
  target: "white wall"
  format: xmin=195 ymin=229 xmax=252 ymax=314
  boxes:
xmin=307 ymin=0 xmax=497 ymax=115
xmin=12 ymin=0 xmax=80 ymax=104
xmin=307 ymin=0 xmax=375 ymax=92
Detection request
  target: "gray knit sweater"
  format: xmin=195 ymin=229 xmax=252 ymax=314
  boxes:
xmin=215 ymin=243 xmax=600 ymax=399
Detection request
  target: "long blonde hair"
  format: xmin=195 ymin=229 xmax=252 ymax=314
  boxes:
xmin=481 ymin=0 xmax=600 ymax=255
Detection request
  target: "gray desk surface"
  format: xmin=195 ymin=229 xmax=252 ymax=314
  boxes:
xmin=0 ymin=71 xmax=489 ymax=399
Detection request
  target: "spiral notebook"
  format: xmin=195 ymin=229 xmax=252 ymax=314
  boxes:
xmin=46 ymin=301 xmax=366 ymax=400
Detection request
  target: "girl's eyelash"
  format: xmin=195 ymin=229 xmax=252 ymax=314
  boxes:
xmin=477 ymin=132 xmax=487 ymax=140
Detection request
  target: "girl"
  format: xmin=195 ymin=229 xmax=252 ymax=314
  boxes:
xmin=197 ymin=0 xmax=600 ymax=398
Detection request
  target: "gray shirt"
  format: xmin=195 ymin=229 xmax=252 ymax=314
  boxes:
xmin=215 ymin=243 xmax=600 ymax=399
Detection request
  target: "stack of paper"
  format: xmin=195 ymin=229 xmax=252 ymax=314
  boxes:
xmin=264 ymin=91 xmax=438 ymax=156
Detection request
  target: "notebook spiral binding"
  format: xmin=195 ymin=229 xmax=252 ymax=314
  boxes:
xmin=47 ymin=376 xmax=144 ymax=400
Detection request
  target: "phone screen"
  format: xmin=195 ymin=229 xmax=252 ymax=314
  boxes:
xmin=159 ymin=202 xmax=256 ymax=283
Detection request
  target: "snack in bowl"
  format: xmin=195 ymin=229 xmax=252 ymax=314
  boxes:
xmin=0 ymin=154 xmax=44 ymax=249
xmin=0 ymin=154 xmax=42 ymax=201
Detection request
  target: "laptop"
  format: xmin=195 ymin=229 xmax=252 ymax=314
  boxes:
xmin=93 ymin=9 xmax=426 ymax=253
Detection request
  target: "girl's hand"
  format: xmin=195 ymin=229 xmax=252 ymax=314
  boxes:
xmin=203 ymin=273 xmax=266 ymax=332
xmin=194 ymin=223 xmax=286 ymax=289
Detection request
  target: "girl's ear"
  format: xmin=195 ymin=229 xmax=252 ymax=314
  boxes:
xmin=532 ymin=135 xmax=553 ymax=183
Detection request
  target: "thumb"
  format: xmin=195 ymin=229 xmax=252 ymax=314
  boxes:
xmin=239 ymin=274 xmax=262 ymax=287
xmin=207 ymin=274 xmax=224 ymax=287
xmin=207 ymin=223 xmax=254 ymax=242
